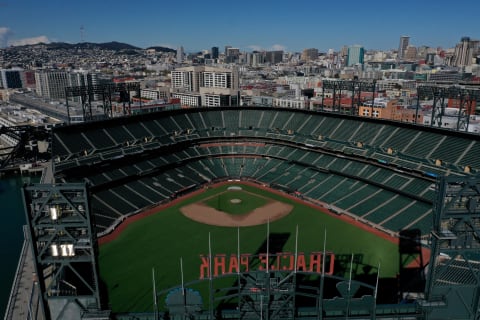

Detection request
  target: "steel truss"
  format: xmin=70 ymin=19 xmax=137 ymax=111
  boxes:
xmin=23 ymin=183 xmax=109 ymax=320
xmin=417 ymin=85 xmax=480 ymax=132
xmin=238 ymin=270 xmax=295 ymax=320
xmin=321 ymin=80 xmax=376 ymax=115
xmin=423 ymin=175 xmax=480 ymax=319
xmin=65 ymin=82 xmax=140 ymax=123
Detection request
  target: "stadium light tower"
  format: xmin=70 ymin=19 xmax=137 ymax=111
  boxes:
xmin=421 ymin=175 xmax=480 ymax=319
xmin=65 ymin=82 xmax=141 ymax=123
xmin=23 ymin=183 xmax=109 ymax=320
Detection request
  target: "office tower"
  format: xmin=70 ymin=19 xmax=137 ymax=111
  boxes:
xmin=176 ymin=46 xmax=184 ymax=63
xmin=224 ymin=45 xmax=232 ymax=56
xmin=405 ymin=46 xmax=417 ymax=60
xmin=34 ymin=70 xmax=100 ymax=100
xmin=225 ymin=47 xmax=240 ymax=63
xmin=0 ymin=69 xmax=23 ymax=89
xmin=347 ymin=45 xmax=364 ymax=66
xmin=453 ymin=36 xmax=480 ymax=67
xmin=398 ymin=36 xmax=410 ymax=59
xmin=265 ymin=50 xmax=284 ymax=64
xmin=211 ymin=46 xmax=219 ymax=60
xmin=35 ymin=71 xmax=70 ymax=99
xmin=301 ymin=48 xmax=319 ymax=62
xmin=252 ymin=52 xmax=264 ymax=66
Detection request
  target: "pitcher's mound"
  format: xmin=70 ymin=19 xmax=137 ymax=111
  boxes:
xmin=181 ymin=201 xmax=293 ymax=227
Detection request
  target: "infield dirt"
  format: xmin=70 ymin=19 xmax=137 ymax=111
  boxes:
xmin=180 ymin=201 xmax=293 ymax=227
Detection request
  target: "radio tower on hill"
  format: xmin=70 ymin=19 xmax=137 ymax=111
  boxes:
xmin=80 ymin=25 xmax=85 ymax=43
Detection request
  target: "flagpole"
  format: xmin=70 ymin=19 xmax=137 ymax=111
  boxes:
xmin=294 ymin=224 xmax=298 ymax=273
xmin=322 ymin=228 xmax=327 ymax=275
xmin=237 ymin=227 xmax=240 ymax=274
xmin=180 ymin=257 xmax=185 ymax=294
xmin=348 ymin=253 xmax=354 ymax=292
xmin=181 ymin=257 xmax=187 ymax=317
xmin=208 ymin=232 xmax=214 ymax=320
xmin=319 ymin=228 xmax=327 ymax=320
xmin=152 ymin=267 xmax=158 ymax=320
xmin=209 ymin=232 xmax=212 ymax=279
xmin=346 ymin=253 xmax=354 ymax=319
xmin=266 ymin=219 xmax=270 ymax=273
xmin=237 ymin=227 xmax=241 ymax=313
xmin=373 ymin=261 xmax=381 ymax=318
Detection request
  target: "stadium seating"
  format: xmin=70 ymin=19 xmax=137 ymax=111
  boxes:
xmin=457 ymin=141 xmax=480 ymax=168
xmin=431 ymin=135 xmax=472 ymax=164
xmin=50 ymin=107 xmax=479 ymax=235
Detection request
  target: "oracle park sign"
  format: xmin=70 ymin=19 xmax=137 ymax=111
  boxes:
xmin=199 ymin=252 xmax=335 ymax=279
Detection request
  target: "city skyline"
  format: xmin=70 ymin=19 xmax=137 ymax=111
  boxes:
xmin=0 ymin=0 xmax=479 ymax=52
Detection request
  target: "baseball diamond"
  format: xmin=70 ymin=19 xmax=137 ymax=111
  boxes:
xmin=180 ymin=186 xmax=294 ymax=226
xmin=42 ymin=106 xmax=480 ymax=319
xmin=98 ymin=181 xmax=404 ymax=312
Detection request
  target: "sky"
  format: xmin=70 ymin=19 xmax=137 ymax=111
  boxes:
xmin=0 ymin=0 xmax=479 ymax=53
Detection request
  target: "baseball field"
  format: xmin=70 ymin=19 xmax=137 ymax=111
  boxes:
xmin=98 ymin=181 xmax=401 ymax=313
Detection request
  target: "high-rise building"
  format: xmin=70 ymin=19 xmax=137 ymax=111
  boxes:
xmin=224 ymin=45 xmax=232 ymax=56
xmin=453 ymin=36 xmax=480 ymax=67
xmin=301 ymin=48 xmax=318 ymax=62
xmin=398 ymin=36 xmax=410 ymax=60
xmin=171 ymin=66 xmax=240 ymax=107
xmin=34 ymin=70 xmax=101 ymax=100
xmin=176 ymin=46 xmax=184 ymax=63
xmin=252 ymin=52 xmax=264 ymax=66
xmin=347 ymin=45 xmax=364 ymax=66
xmin=35 ymin=71 xmax=70 ymax=99
xmin=211 ymin=46 xmax=219 ymax=60
xmin=0 ymin=69 xmax=23 ymax=89
xmin=340 ymin=46 xmax=349 ymax=66
xmin=225 ymin=47 xmax=240 ymax=63
xmin=404 ymin=46 xmax=418 ymax=61
xmin=265 ymin=51 xmax=284 ymax=64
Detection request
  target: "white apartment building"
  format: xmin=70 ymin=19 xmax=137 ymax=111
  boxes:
xmin=141 ymin=88 xmax=170 ymax=101
xmin=172 ymin=92 xmax=201 ymax=107
xmin=273 ymin=96 xmax=309 ymax=109
xmin=35 ymin=71 xmax=69 ymax=100
xmin=171 ymin=66 xmax=240 ymax=107
xmin=34 ymin=70 xmax=100 ymax=100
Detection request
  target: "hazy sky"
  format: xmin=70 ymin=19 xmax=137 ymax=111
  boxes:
xmin=0 ymin=0 xmax=479 ymax=52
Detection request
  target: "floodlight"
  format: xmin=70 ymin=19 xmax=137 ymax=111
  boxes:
xmin=49 ymin=206 xmax=58 ymax=220
xmin=51 ymin=244 xmax=59 ymax=257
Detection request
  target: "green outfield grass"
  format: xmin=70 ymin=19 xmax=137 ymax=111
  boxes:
xmin=99 ymin=183 xmax=399 ymax=313
xmin=203 ymin=189 xmax=269 ymax=215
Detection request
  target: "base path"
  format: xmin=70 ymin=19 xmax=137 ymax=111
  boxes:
xmin=97 ymin=180 xmax=430 ymax=270
xmin=181 ymin=201 xmax=293 ymax=227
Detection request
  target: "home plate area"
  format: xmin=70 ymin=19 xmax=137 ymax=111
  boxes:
xmin=180 ymin=186 xmax=293 ymax=227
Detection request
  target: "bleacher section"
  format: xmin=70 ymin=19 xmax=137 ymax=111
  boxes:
xmin=51 ymin=107 xmax=480 ymax=236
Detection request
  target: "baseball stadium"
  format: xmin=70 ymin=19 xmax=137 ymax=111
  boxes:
xmin=21 ymin=106 xmax=480 ymax=319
